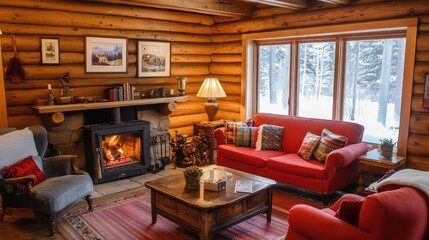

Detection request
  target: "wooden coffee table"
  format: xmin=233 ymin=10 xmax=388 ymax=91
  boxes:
xmin=145 ymin=167 xmax=276 ymax=240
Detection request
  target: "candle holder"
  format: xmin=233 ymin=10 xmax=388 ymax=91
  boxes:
xmin=177 ymin=77 xmax=187 ymax=96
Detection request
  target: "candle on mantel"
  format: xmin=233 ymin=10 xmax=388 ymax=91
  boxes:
xmin=170 ymin=89 xmax=174 ymax=96
xmin=48 ymin=84 xmax=51 ymax=90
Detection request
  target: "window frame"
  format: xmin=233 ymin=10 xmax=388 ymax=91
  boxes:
xmin=242 ymin=18 xmax=418 ymax=157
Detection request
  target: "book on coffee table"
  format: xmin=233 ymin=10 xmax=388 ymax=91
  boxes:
xmin=235 ymin=180 xmax=253 ymax=193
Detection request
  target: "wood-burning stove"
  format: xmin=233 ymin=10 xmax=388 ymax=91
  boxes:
xmin=83 ymin=120 xmax=151 ymax=184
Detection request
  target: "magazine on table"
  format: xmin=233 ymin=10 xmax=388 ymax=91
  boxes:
xmin=235 ymin=180 xmax=253 ymax=193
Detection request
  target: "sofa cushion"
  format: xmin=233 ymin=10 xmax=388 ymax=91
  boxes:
xmin=256 ymin=124 xmax=284 ymax=151
xmin=235 ymin=127 xmax=259 ymax=148
xmin=224 ymin=120 xmax=253 ymax=144
xmin=267 ymin=154 xmax=326 ymax=179
xmin=297 ymin=132 xmax=321 ymax=160
xmin=218 ymin=144 xmax=285 ymax=168
xmin=33 ymin=174 xmax=93 ymax=213
xmin=0 ymin=128 xmax=41 ymax=174
xmin=2 ymin=155 xmax=46 ymax=186
xmin=314 ymin=128 xmax=348 ymax=163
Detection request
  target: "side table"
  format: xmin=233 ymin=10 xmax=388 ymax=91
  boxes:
xmin=357 ymin=148 xmax=406 ymax=193
xmin=193 ymin=120 xmax=224 ymax=164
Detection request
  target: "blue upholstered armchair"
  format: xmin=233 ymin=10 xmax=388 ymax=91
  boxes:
xmin=0 ymin=125 xmax=93 ymax=235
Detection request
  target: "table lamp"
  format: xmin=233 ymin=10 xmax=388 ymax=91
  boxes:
xmin=196 ymin=77 xmax=227 ymax=121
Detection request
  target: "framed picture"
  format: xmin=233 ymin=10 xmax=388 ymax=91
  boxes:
xmin=85 ymin=36 xmax=128 ymax=73
xmin=424 ymin=74 xmax=429 ymax=108
xmin=41 ymin=38 xmax=60 ymax=64
xmin=137 ymin=41 xmax=171 ymax=77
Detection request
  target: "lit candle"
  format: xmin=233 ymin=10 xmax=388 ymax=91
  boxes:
xmin=48 ymin=84 xmax=51 ymax=90
xmin=170 ymin=89 xmax=174 ymax=96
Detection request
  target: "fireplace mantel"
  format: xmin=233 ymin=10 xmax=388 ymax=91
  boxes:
xmin=32 ymin=95 xmax=190 ymax=114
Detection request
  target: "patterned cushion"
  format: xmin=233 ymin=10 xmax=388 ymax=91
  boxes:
xmin=297 ymin=132 xmax=321 ymax=160
xmin=235 ymin=127 xmax=259 ymax=148
xmin=2 ymin=155 xmax=47 ymax=195
xmin=224 ymin=120 xmax=253 ymax=144
xmin=313 ymin=128 xmax=348 ymax=163
xmin=256 ymin=124 xmax=284 ymax=151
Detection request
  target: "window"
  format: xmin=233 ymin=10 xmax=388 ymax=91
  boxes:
xmin=257 ymin=44 xmax=290 ymax=115
xmin=245 ymin=19 xmax=417 ymax=156
xmin=297 ymin=42 xmax=336 ymax=119
xmin=343 ymin=38 xmax=405 ymax=143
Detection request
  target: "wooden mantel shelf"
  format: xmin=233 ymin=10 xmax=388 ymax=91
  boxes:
xmin=32 ymin=95 xmax=191 ymax=114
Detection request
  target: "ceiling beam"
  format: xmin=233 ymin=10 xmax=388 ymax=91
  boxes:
xmin=317 ymin=0 xmax=351 ymax=4
xmin=85 ymin=0 xmax=253 ymax=17
xmin=238 ymin=0 xmax=307 ymax=9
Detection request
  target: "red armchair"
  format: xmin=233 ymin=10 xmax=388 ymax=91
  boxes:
xmin=286 ymin=186 xmax=429 ymax=240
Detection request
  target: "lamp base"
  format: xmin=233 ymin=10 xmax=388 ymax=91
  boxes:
xmin=204 ymin=102 xmax=219 ymax=121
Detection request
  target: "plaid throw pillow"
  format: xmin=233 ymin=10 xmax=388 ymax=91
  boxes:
xmin=235 ymin=127 xmax=259 ymax=148
xmin=313 ymin=128 xmax=348 ymax=163
xmin=256 ymin=124 xmax=284 ymax=151
xmin=297 ymin=132 xmax=321 ymax=160
xmin=224 ymin=120 xmax=253 ymax=144
xmin=1 ymin=155 xmax=46 ymax=195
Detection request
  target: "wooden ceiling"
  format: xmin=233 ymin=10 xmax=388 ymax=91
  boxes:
xmin=85 ymin=0 xmax=352 ymax=17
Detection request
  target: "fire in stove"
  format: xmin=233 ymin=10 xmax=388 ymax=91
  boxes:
xmin=102 ymin=134 xmax=141 ymax=167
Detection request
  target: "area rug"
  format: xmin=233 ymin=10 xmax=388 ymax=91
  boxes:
xmin=57 ymin=190 xmax=290 ymax=240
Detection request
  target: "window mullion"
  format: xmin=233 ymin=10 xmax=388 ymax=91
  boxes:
xmin=289 ymin=40 xmax=299 ymax=116
xmin=334 ymin=37 xmax=346 ymax=120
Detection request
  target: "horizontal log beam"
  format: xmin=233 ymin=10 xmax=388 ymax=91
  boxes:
xmin=0 ymin=7 xmax=211 ymax=35
xmin=408 ymin=133 xmax=429 ymax=156
xmin=406 ymin=155 xmax=429 ymax=171
xmin=0 ymin=0 xmax=214 ymax=25
xmin=211 ymin=41 xmax=242 ymax=54
xmin=212 ymin=1 xmax=429 ymax=34
xmin=0 ymin=23 xmax=210 ymax=43
xmin=209 ymin=62 xmax=242 ymax=75
xmin=318 ymin=0 xmax=350 ymax=4
xmin=211 ymin=54 xmax=242 ymax=63
xmin=86 ymin=0 xmax=253 ymax=17
xmin=240 ymin=0 xmax=306 ymax=9
xmin=211 ymin=33 xmax=242 ymax=43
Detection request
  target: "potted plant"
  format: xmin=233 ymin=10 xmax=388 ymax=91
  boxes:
xmin=183 ymin=166 xmax=203 ymax=189
xmin=379 ymin=138 xmax=395 ymax=158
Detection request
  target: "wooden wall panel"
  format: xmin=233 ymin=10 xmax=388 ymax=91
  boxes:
xmin=0 ymin=1 xmax=213 ymax=136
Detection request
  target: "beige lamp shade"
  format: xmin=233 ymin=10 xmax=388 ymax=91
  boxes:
xmin=196 ymin=78 xmax=227 ymax=100
xmin=196 ymin=78 xmax=227 ymax=121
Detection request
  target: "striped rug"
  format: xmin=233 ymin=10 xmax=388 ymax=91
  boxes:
xmin=57 ymin=190 xmax=289 ymax=240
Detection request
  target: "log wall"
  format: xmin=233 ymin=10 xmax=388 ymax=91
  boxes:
xmin=210 ymin=0 xmax=429 ymax=171
xmin=0 ymin=0 xmax=215 ymax=138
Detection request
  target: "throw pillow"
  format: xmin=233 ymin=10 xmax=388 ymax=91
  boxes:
xmin=297 ymin=132 xmax=321 ymax=160
xmin=2 ymin=155 xmax=47 ymax=187
xmin=313 ymin=128 xmax=348 ymax=163
xmin=224 ymin=119 xmax=253 ymax=144
xmin=335 ymin=200 xmax=363 ymax=226
xmin=235 ymin=127 xmax=259 ymax=148
xmin=256 ymin=124 xmax=284 ymax=151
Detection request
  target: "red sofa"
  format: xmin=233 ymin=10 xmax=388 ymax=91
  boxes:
xmin=286 ymin=186 xmax=429 ymax=240
xmin=215 ymin=113 xmax=368 ymax=194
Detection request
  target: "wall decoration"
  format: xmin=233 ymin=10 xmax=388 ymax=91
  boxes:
xmin=137 ymin=41 xmax=171 ymax=77
xmin=85 ymin=36 xmax=127 ymax=73
xmin=41 ymin=38 xmax=60 ymax=64
xmin=424 ymin=74 xmax=429 ymax=108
